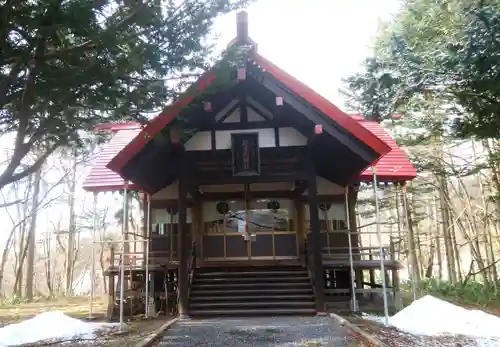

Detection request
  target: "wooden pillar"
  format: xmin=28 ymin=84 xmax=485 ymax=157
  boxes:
xmin=106 ymin=246 xmax=116 ymax=320
xmin=194 ymin=199 xmax=203 ymax=260
xmin=177 ymin=158 xmax=189 ymax=317
xmin=306 ymin=150 xmax=325 ymax=313
xmin=294 ymin=200 xmax=305 ymax=259
xmin=348 ymin=186 xmax=363 ymax=287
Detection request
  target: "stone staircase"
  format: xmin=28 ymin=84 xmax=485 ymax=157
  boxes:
xmin=188 ymin=265 xmax=316 ymax=317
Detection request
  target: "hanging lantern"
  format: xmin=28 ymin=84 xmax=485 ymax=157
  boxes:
xmin=267 ymin=200 xmax=280 ymax=212
xmin=319 ymin=203 xmax=331 ymax=212
xmin=314 ymin=124 xmax=323 ymax=134
xmin=276 ymin=96 xmax=283 ymax=106
xmin=204 ymin=101 xmax=212 ymax=112
xmin=237 ymin=68 xmax=246 ymax=81
xmin=216 ymin=201 xmax=229 ymax=215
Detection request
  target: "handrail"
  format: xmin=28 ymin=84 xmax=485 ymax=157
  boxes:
xmin=188 ymin=241 xmax=197 ymax=298
xmin=304 ymin=238 xmax=316 ymax=295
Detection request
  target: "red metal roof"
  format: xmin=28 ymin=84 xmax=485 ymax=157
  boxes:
xmin=251 ymin=54 xmax=391 ymax=157
xmin=351 ymin=115 xmax=417 ymax=182
xmin=82 ymin=125 xmax=142 ymax=192
xmin=83 ymin=117 xmax=416 ymax=192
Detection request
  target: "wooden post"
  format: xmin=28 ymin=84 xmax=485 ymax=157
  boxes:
xmin=348 ymin=187 xmax=363 ymax=290
xmin=294 ymin=200 xmax=305 ymax=259
xmin=177 ymin=158 xmax=189 ymax=318
xmin=106 ymin=246 xmax=115 ymax=320
xmin=306 ymin=149 xmax=325 ymax=314
xmin=369 ymin=253 xmax=376 ymax=288
xmin=194 ymin=199 xmax=203 ymax=260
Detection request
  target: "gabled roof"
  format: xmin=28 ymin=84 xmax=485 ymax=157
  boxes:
xmin=82 ymin=117 xmax=416 ymax=192
xmin=352 ymin=115 xmax=417 ymax=182
xmin=107 ymin=13 xmax=390 ymax=175
xmin=82 ymin=124 xmax=142 ymax=192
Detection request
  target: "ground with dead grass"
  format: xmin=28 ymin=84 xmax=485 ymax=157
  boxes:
xmin=0 ymin=296 xmax=173 ymax=347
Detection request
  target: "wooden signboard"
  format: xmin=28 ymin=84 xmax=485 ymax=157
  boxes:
xmin=231 ymin=133 xmax=260 ymax=176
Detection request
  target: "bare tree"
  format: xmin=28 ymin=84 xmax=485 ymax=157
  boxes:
xmin=25 ymin=168 xmax=42 ymax=300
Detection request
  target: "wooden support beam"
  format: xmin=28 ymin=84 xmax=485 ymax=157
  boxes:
xmin=150 ymin=193 xmax=345 ymax=207
xmin=307 ymin=144 xmax=326 ymax=313
xmin=246 ymin=103 xmax=272 ymax=121
xmin=195 ymin=171 xmax=306 ymax=186
xmin=216 ymin=102 xmax=239 ymax=123
xmin=239 ymin=96 xmax=248 ymax=123
xmin=177 ymin=157 xmax=189 ymax=318
xmin=198 ymin=120 xmax=284 ymax=131
xmin=186 ymin=146 xmax=306 ymax=162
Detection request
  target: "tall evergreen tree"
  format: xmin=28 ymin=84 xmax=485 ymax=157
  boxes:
xmin=0 ymin=0 xmax=250 ymax=188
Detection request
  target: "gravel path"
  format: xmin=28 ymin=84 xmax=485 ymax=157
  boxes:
xmin=155 ymin=316 xmax=359 ymax=346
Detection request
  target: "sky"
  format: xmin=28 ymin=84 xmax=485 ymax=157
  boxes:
xmin=0 ymin=0 xmax=402 ymax=243
xmin=213 ymin=0 xmax=401 ymax=108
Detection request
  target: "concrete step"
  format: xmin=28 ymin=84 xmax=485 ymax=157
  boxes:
xmin=196 ymin=270 xmax=308 ymax=278
xmin=190 ymin=288 xmax=314 ymax=296
xmin=189 ymin=301 xmax=315 ymax=309
xmin=189 ymin=307 xmax=317 ymax=317
xmin=193 ymin=276 xmax=310 ymax=283
xmin=188 ymin=265 xmax=316 ymax=317
xmin=192 ymin=282 xmax=311 ymax=289
xmin=190 ymin=294 xmax=314 ymax=302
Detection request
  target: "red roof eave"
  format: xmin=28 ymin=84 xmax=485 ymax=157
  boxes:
xmin=108 ymin=53 xmax=393 ymax=175
xmin=251 ymin=53 xmax=392 ymax=157
xmin=106 ymin=73 xmax=217 ymax=173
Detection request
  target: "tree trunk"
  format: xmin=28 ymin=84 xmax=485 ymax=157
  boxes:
xmin=44 ymin=231 xmax=53 ymax=295
xmin=0 ymin=227 xmax=16 ymax=295
xmin=25 ymin=168 xmax=42 ymax=300
xmin=65 ymin=155 xmax=77 ymax=295
xmin=403 ymin=186 xmax=420 ymax=283
xmin=438 ymin=178 xmax=456 ymax=283
xmin=13 ymin=238 xmax=30 ymax=296
xmin=433 ymin=195 xmax=443 ymax=280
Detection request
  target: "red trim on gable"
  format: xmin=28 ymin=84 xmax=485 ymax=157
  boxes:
xmin=107 ymin=53 xmax=391 ymax=174
xmin=251 ymin=54 xmax=391 ymax=157
xmin=106 ymin=73 xmax=217 ymax=173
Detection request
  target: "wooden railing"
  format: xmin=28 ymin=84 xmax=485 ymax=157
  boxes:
xmin=109 ymin=250 xmax=175 ymax=270
xmin=321 ymin=246 xmax=392 ymax=260
xmin=304 ymin=238 xmax=316 ymax=295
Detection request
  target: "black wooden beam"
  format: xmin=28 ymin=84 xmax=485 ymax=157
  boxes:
xmin=247 ymin=65 xmax=378 ymax=164
xmin=216 ymin=102 xmax=239 ymax=123
xmin=306 ymin=143 xmax=326 ymax=313
xmin=292 ymin=180 xmax=308 ymax=196
xmin=239 ymin=97 xmax=248 ymax=123
xmin=195 ymin=170 xmax=307 ymax=185
xmin=246 ymin=102 xmax=272 ymax=121
xmin=177 ymin=156 xmax=189 ymax=317
xmin=245 ymin=80 xmax=314 ymax=139
xmin=186 ymin=146 xmax=306 ymax=162
xmin=150 ymin=193 xmax=344 ymax=207
xmin=198 ymin=120 xmax=287 ymax=131
xmin=210 ymin=129 xmax=216 ymax=150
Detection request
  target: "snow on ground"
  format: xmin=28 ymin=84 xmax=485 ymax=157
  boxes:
xmin=362 ymin=295 xmax=500 ymax=346
xmin=0 ymin=311 xmax=120 ymax=346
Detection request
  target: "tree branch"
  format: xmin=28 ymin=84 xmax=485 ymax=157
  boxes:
xmin=0 ymin=199 xmax=23 ymax=208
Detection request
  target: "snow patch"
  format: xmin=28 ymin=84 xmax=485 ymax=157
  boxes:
xmin=390 ymin=295 xmax=500 ymax=339
xmin=362 ymin=295 xmax=500 ymax=346
xmin=0 ymin=311 xmax=120 ymax=346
